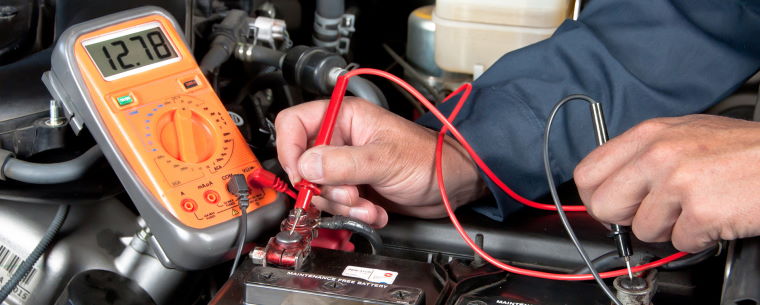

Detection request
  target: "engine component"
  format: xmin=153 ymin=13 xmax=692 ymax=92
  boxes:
xmin=42 ymin=6 xmax=286 ymax=270
xmin=406 ymin=6 xmax=441 ymax=78
xmin=720 ymin=237 xmax=760 ymax=304
xmin=234 ymin=43 xmax=285 ymax=67
xmin=313 ymin=0 xmax=354 ymax=55
xmin=53 ymin=270 xmax=157 ymax=305
xmin=0 ymin=49 xmax=68 ymax=158
xmin=433 ymin=0 xmax=572 ymax=74
xmin=613 ymin=271 xmax=658 ymax=305
xmin=282 ymin=45 xmax=347 ymax=95
xmin=0 ymin=0 xmax=36 ymax=64
xmin=0 ymin=204 xmax=68 ymax=304
xmin=0 ymin=199 xmax=183 ymax=305
xmin=280 ymin=45 xmax=387 ymax=106
xmin=0 ymin=146 xmax=102 ymax=184
xmin=251 ymin=17 xmax=289 ymax=49
xmin=200 ymin=9 xmax=250 ymax=75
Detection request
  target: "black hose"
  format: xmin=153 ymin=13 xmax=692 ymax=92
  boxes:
xmin=347 ymin=77 xmax=389 ymax=109
xmin=660 ymin=244 xmax=720 ymax=270
xmin=234 ymin=72 xmax=289 ymax=105
xmin=318 ymin=215 xmax=382 ymax=254
xmin=572 ymin=250 xmax=623 ymax=274
xmin=316 ymin=0 xmax=344 ymax=19
xmin=248 ymin=45 xmax=286 ymax=67
xmin=199 ymin=10 xmax=247 ymax=75
xmin=2 ymin=146 xmax=103 ymax=184
xmin=0 ymin=204 xmax=69 ymax=303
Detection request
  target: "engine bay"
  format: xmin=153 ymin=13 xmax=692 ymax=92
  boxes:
xmin=0 ymin=1 xmax=758 ymax=305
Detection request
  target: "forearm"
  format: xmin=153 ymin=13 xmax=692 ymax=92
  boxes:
xmin=419 ymin=0 xmax=760 ymax=220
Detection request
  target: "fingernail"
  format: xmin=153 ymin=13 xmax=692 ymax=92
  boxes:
xmin=300 ymin=152 xmax=324 ymax=180
xmin=349 ymin=207 xmax=369 ymax=221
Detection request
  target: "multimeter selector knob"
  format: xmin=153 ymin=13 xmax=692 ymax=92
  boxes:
xmin=158 ymin=107 xmax=215 ymax=163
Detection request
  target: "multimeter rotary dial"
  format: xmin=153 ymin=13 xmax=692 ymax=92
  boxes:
xmin=141 ymin=94 xmax=237 ymax=180
xmin=157 ymin=107 xmax=215 ymax=163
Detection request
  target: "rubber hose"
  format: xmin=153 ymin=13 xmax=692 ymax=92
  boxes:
xmin=316 ymin=0 xmax=344 ymax=19
xmin=249 ymin=45 xmax=285 ymax=67
xmin=0 ymin=204 xmax=69 ymax=303
xmin=3 ymin=146 xmax=103 ymax=184
xmin=571 ymin=250 xmax=622 ymax=274
xmin=199 ymin=10 xmax=247 ymax=74
xmin=347 ymin=77 xmax=389 ymax=109
xmin=318 ymin=215 xmax=382 ymax=254
xmin=660 ymin=244 xmax=719 ymax=270
xmin=200 ymin=45 xmax=231 ymax=75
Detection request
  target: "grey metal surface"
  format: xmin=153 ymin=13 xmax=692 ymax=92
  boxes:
xmin=43 ymin=6 xmax=288 ymax=270
xmin=613 ymin=272 xmax=657 ymax=305
xmin=721 ymin=238 xmax=760 ymax=305
xmin=405 ymin=6 xmax=441 ymax=77
xmin=0 ymin=198 xmax=181 ymax=305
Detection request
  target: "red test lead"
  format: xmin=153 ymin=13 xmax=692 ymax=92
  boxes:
xmin=317 ymin=67 xmax=688 ymax=281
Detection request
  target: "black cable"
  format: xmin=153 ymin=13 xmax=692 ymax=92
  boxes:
xmin=543 ymin=94 xmax=623 ymax=305
xmin=227 ymin=174 xmax=250 ymax=278
xmin=572 ymin=250 xmax=622 ymax=274
xmin=318 ymin=215 xmax=383 ymax=254
xmin=0 ymin=204 xmax=69 ymax=302
xmin=660 ymin=244 xmax=720 ymax=270
xmin=2 ymin=146 xmax=103 ymax=184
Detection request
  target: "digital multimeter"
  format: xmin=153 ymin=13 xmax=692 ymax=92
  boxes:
xmin=43 ymin=6 xmax=286 ymax=270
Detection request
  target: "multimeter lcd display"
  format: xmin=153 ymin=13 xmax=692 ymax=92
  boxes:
xmin=84 ymin=25 xmax=178 ymax=79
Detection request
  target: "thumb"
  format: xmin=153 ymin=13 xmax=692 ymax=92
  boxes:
xmin=297 ymin=144 xmax=389 ymax=186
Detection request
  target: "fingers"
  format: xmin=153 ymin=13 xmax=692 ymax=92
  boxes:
xmin=275 ymin=101 xmax=330 ymax=182
xmin=575 ymin=118 xmax=672 ymax=203
xmin=312 ymin=195 xmax=389 ymax=228
xmin=320 ymin=185 xmax=361 ymax=206
xmin=297 ymin=144 xmax=390 ymax=186
xmin=671 ymin=212 xmax=715 ymax=253
xmin=583 ymin=159 xmax=650 ymax=225
xmin=630 ymin=191 xmax=681 ymax=243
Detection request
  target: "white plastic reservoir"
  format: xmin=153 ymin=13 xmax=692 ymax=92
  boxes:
xmin=433 ymin=0 xmax=574 ymax=74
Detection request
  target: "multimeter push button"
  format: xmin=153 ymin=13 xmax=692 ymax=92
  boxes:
xmin=114 ymin=93 xmax=136 ymax=107
xmin=179 ymin=76 xmax=201 ymax=91
xmin=181 ymin=199 xmax=198 ymax=212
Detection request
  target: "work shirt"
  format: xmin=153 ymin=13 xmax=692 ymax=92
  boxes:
xmin=418 ymin=0 xmax=760 ymax=221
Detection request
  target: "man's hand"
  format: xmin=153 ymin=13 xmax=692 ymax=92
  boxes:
xmin=575 ymin=114 xmax=760 ymax=252
xmin=275 ymin=98 xmax=485 ymax=228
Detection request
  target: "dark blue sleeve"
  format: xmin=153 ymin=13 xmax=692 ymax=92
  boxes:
xmin=417 ymin=0 xmax=760 ymax=221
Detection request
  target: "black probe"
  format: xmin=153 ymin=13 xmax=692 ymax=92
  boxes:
xmin=227 ymin=174 xmax=250 ymax=278
xmin=590 ymin=102 xmax=635 ymax=280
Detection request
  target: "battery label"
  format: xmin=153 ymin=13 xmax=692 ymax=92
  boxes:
xmin=0 ymin=244 xmax=40 ymax=303
xmin=341 ymin=265 xmax=398 ymax=284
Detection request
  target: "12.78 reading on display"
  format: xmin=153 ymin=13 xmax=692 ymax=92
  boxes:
xmin=84 ymin=25 xmax=178 ymax=78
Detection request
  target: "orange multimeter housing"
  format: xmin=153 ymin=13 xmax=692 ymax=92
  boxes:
xmin=44 ymin=7 xmax=286 ymax=270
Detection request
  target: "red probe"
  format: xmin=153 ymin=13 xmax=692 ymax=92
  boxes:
xmin=284 ymin=67 xmax=687 ymax=280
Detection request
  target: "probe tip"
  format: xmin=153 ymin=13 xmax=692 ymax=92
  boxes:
xmin=289 ymin=209 xmax=302 ymax=235
xmin=624 ymin=256 xmax=633 ymax=280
